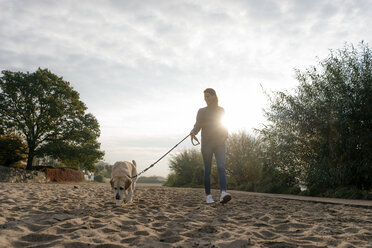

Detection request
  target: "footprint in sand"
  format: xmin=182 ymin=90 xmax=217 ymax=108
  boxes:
xmin=101 ymin=227 xmax=120 ymax=233
xmin=151 ymin=222 xmax=165 ymax=227
xmin=159 ymin=229 xmax=183 ymax=243
xmin=95 ymin=244 xmax=125 ymax=248
xmin=134 ymin=230 xmax=149 ymax=236
xmin=218 ymin=239 xmax=253 ymax=248
xmin=120 ymin=237 xmax=138 ymax=244
xmin=23 ymin=222 xmax=48 ymax=232
xmin=13 ymin=240 xmax=62 ymax=248
xmin=21 ymin=233 xmax=63 ymax=243
xmin=64 ymin=242 xmax=94 ymax=248
xmin=154 ymin=215 xmax=169 ymax=221
xmin=218 ymin=231 xmax=232 ymax=239
xmin=261 ymin=241 xmax=297 ymax=248
xmin=259 ymin=230 xmax=278 ymax=239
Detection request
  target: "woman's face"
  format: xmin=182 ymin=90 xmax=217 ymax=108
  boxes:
xmin=204 ymin=92 xmax=213 ymax=106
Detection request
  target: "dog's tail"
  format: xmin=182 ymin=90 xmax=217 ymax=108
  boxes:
xmin=132 ymin=160 xmax=137 ymax=167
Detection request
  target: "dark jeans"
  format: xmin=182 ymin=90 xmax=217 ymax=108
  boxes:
xmin=201 ymin=141 xmax=227 ymax=195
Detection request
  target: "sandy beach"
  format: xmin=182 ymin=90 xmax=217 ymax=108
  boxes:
xmin=0 ymin=183 xmax=371 ymax=248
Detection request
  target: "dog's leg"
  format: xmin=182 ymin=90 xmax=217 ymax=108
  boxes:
xmin=130 ymin=181 xmax=136 ymax=202
xmin=126 ymin=188 xmax=133 ymax=203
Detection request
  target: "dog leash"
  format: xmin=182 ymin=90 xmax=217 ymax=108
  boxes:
xmin=130 ymin=134 xmax=200 ymax=179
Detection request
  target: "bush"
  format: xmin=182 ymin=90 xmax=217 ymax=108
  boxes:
xmin=164 ymin=172 xmax=177 ymax=187
xmin=0 ymin=134 xmax=27 ymax=168
xmin=226 ymin=131 xmax=263 ymax=188
xmin=260 ymin=42 xmax=372 ymax=197
xmin=165 ymin=149 xmax=204 ymax=187
xmin=95 ymin=161 xmax=112 ymax=178
xmin=45 ymin=168 xmax=84 ymax=182
xmin=137 ymin=176 xmax=166 ymax=184
xmin=236 ymin=182 xmax=256 ymax=192
xmin=94 ymin=173 xmax=104 ymax=183
xmin=321 ymin=187 xmax=371 ymax=200
xmin=254 ymin=164 xmax=300 ymax=194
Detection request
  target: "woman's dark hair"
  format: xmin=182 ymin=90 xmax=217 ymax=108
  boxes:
xmin=204 ymin=88 xmax=216 ymax=96
xmin=204 ymin=88 xmax=218 ymax=106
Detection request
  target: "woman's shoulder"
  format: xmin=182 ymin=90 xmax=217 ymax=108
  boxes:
xmin=201 ymin=106 xmax=224 ymax=111
xmin=198 ymin=107 xmax=208 ymax=113
xmin=216 ymin=106 xmax=225 ymax=113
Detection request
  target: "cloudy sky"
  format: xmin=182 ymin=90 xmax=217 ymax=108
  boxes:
xmin=1 ymin=0 xmax=371 ymax=177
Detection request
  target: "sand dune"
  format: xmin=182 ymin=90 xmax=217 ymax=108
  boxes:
xmin=0 ymin=182 xmax=371 ymax=248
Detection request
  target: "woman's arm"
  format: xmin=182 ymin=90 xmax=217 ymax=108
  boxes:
xmin=190 ymin=109 xmax=202 ymax=136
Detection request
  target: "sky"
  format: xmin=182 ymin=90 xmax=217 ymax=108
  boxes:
xmin=1 ymin=0 xmax=371 ymax=177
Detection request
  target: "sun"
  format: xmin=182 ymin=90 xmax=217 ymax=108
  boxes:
xmin=218 ymin=91 xmax=266 ymax=134
xmin=221 ymin=110 xmax=246 ymax=133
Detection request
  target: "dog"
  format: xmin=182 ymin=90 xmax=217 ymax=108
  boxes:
xmin=110 ymin=160 xmax=137 ymax=206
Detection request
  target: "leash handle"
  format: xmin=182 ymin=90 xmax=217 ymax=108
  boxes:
xmin=191 ymin=135 xmax=200 ymax=146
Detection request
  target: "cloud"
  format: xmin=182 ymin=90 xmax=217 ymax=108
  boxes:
xmin=1 ymin=0 xmax=371 ymax=176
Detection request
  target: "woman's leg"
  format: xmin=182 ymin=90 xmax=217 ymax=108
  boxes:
xmin=201 ymin=143 xmax=213 ymax=195
xmin=214 ymin=143 xmax=227 ymax=191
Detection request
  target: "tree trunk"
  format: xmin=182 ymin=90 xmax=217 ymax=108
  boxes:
xmin=26 ymin=148 xmax=34 ymax=170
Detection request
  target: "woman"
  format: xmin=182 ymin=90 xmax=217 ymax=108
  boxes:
xmin=190 ymin=88 xmax=232 ymax=204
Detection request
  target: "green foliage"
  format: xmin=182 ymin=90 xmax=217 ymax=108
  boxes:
xmin=260 ymin=42 xmax=372 ymax=196
xmin=0 ymin=133 xmax=27 ymax=168
xmin=256 ymin=164 xmax=301 ymax=194
xmin=95 ymin=161 xmax=112 ymax=178
xmin=323 ymin=187 xmax=371 ymax=200
xmin=165 ymin=131 xmax=297 ymax=195
xmin=137 ymin=176 xmax=166 ymax=184
xmin=94 ymin=173 xmax=104 ymax=183
xmin=164 ymin=42 xmax=370 ymax=199
xmin=164 ymin=149 xmax=204 ymax=187
xmin=225 ymin=131 xmax=263 ymax=188
xmin=0 ymin=68 xmax=104 ymax=171
xmin=164 ymin=172 xmax=178 ymax=187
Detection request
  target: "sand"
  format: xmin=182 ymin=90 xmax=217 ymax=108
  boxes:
xmin=0 ymin=183 xmax=371 ymax=248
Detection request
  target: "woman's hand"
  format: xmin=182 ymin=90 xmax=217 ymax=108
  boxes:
xmin=190 ymin=131 xmax=200 ymax=146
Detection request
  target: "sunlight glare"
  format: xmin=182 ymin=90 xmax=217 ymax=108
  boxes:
xmin=218 ymin=84 xmax=267 ymax=134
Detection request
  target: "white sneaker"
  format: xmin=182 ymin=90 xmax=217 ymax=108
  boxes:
xmin=206 ymin=194 xmax=215 ymax=204
xmin=220 ymin=191 xmax=232 ymax=204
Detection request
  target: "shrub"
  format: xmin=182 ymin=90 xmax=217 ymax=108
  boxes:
xmin=94 ymin=174 xmax=104 ymax=183
xmin=45 ymin=168 xmax=84 ymax=182
xmin=226 ymin=131 xmax=263 ymax=188
xmin=165 ymin=149 xmax=204 ymax=187
xmin=323 ymin=187 xmax=371 ymax=200
xmin=0 ymin=134 xmax=27 ymax=168
xmin=260 ymin=42 xmax=372 ymax=196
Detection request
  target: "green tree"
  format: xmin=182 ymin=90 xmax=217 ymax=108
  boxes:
xmin=165 ymin=149 xmax=204 ymax=187
xmin=260 ymin=42 xmax=372 ymax=195
xmin=0 ymin=133 xmax=27 ymax=168
xmin=0 ymin=68 xmax=104 ymax=171
xmin=225 ymin=131 xmax=263 ymax=189
xmin=95 ymin=161 xmax=112 ymax=178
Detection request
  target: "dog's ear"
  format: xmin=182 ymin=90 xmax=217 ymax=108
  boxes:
xmin=110 ymin=178 xmax=114 ymax=189
xmin=125 ymin=177 xmax=132 ymax=190
xmin=132 ymin=160 xmax=136 ymax=167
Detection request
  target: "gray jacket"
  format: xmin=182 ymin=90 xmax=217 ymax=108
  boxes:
xmin=191 ymin=106 xmax=228 ymax=145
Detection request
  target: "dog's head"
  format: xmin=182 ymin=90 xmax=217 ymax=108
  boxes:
xmin=110 ymin=176 xmax=132 ymax=204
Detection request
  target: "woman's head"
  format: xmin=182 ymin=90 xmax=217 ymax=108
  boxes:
xmin=204 ymin=88 xmax=218 ymax=107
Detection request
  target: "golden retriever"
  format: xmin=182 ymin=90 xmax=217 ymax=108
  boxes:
xmin=110 ymin=160 xmax=137 ymax=206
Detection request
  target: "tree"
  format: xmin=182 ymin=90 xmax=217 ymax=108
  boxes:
xmin=0 ymin=68 xmax=104 ymax=170
xmin=225 ymin=131 xmax=263 ymax=187
xmin=260 ymin=42 xmax=372 ymax=194
xmin=165 ymin=149 xmax=204 ymax=187
xmin=0 ymin=133 xmax=27 ymax=168
xmin=95 ymin=161 xmax=112 ymax=178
